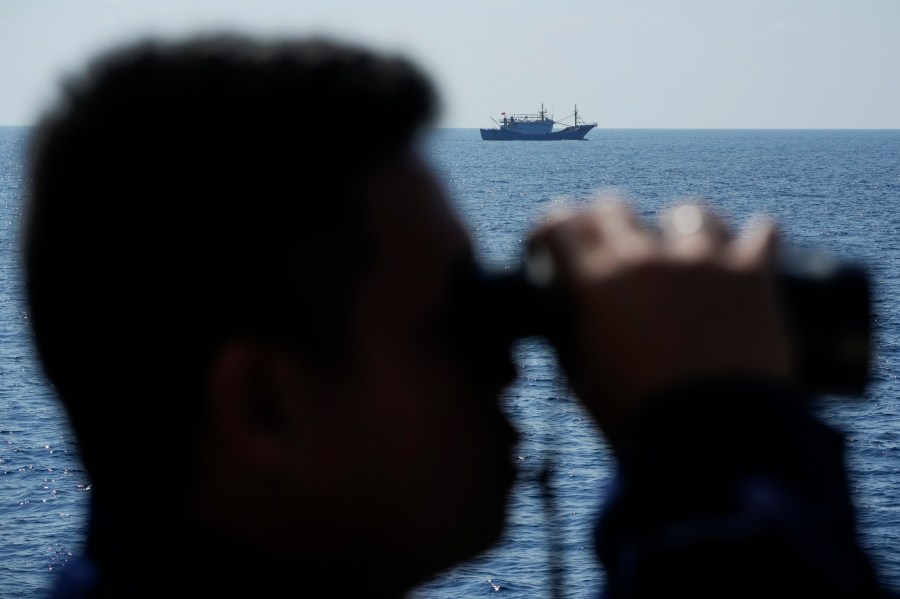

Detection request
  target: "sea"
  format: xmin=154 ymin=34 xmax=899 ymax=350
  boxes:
xmin=1 ymin=126 xmax=899 ymax=598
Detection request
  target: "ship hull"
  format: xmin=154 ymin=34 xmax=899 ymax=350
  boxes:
xmin=479 ymin=123 xmax=596 ymax=141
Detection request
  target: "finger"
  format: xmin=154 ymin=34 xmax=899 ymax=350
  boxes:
xmin=530 ymin=206 xmax=598 ymax=281
xmin=728 ymin=216 xmax=780 ymax=270
xmin=588 ymin=197 xmax=656 ymax=263
xmin=659 ymin=202 xmax=730 ymax=260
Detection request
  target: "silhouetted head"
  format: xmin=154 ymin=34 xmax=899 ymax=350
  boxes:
xmin=24 ymin=33 xmax=517 ymax=592
xmin=26 ymin=33 xmax=438 ymax=485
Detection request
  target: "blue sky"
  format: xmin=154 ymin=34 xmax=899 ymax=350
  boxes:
xmin=1 ymin=0 xmax=898 ymax=128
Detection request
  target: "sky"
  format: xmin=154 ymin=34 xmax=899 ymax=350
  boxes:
xmin=1 ymin=0 xmax=898 ymax=129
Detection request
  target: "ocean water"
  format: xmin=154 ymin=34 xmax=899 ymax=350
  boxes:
xmin=1 ymin=126 xmax=899 ymax=598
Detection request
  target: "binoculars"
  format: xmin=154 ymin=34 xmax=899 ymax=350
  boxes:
xmin=456 ymin=247 xmax=872 ymax=396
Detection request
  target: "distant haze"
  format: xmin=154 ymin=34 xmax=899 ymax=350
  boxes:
xmin=1 ymin=0 xmax=898 ymax=129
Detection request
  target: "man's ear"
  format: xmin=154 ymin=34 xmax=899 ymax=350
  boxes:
xmin=205 ymin=341 xmax=316 ymax=467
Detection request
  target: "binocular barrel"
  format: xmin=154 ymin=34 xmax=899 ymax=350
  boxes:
xmin=465 ymin=247 xmax=872 ymax=396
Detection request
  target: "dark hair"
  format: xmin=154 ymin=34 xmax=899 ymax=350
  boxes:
xmin=24 ymin=33 xmax=438 ymax=500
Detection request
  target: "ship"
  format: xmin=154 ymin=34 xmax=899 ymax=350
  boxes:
xmin=480 ymin=104 xmax=597 ymax=141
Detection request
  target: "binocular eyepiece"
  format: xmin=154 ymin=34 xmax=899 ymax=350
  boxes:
xmin=453 ymin=247 xmax=872 ymax=396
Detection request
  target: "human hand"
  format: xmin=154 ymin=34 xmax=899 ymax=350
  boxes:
xmin=531 ymin=195 xmax=792 ymax=447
